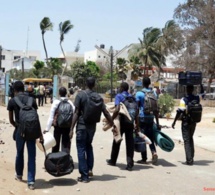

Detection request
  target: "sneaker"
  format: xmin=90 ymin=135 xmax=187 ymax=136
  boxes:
xmin=136 ymin=159 xmax=147 ymax=164
xmin=186 ymin=160 xmax=194 ymax=166
xmin=15 ymin=175 xmax=22 ymax=182
xmin=152 ymin=153 xmax=158 ymax=164
xmin=126 ymin=165 xmax=133 ymax=171
xmin=106 ymin=159 xmax=116 ymax=166
xmin=28 ymin=184 xmax=35 ymax=190
xmin=77 ymin=177 xmax=89 ymax=183
xmin=88 ymin=170 xmax=93 ymax=177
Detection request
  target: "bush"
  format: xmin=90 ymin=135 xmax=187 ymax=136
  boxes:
xmin=158 ymin=93 xmax=175 ymax=118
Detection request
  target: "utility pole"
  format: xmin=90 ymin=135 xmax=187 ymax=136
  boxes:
xmin=110 ymin=46 xmax=114 ymax=102
xmin=0 ymin=45 xmax=2 ymax=70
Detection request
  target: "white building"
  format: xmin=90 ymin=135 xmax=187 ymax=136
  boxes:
xmin=84 ymin=44 xmax=131 ymax=69
xmin=59 ymin=52 xmax=84 ymax=68
xmin=0 ymin=49 xmax=41 ymax=72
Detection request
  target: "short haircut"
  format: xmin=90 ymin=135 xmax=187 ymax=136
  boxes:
xmin=142 ymin=77 xmax=151 ymax=87
xmin=13 ymin=81 xmax=24 ymax=92
xmin=59 ymin=87 xmax=67 ymax=97
xmin=86 ymin=77 xmax=96 ymax=89
xmin=120 ymin=82 xmax=129 ymax=91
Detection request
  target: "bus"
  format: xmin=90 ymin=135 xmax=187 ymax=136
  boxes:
xmin=22 ymin=78 xmax=52 ymax=85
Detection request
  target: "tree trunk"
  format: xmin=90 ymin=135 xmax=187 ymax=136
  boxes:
xmin=60 ymin=42 xmax=68 ymax=77
xmin=22 ymin=58 xmax=24 ymax=79
xmin=42 ymin=34 xmax=48 ymax=61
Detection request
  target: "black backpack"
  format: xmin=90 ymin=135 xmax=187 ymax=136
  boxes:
xmin=82 ymin=90 xmax=103 ymax=124
xmin=44 ymin=151 xmax=74 ymax=177
xmin=143 ymin=90 xmax=159 ymax=115
xmin=14 ymin=96 xmax=41 ymax=140
xmin=122 ymin=94 xmax=138 ymax=124
xmin=186 ymin=100 xmax=202 ymax=123
xmin=56 ymin=99 xmax=73 ymax=128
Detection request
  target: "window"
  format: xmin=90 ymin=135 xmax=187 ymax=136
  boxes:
xmin=1 ymin=55 xmax=5 ymax=60
xmin=29 ymin=56 xmax=36 ymax=60
xmin=104 ymin=56 xmax=106 ymax=58
xmin=98 ymin=55 xmax=101 ymax=58
xmin=14 ymin=56 xmax=21 ymax=60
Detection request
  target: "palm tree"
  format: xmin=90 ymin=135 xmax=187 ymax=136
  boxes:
xmin=138 ymin=27 xmax=165 ymax=77
xmin=59 ymin=20 xmax=74 ymax=76
xmin=157 ymin=20 xmax=183 ymax=56
xmin=40 ymin=17 xmax=53 ymax=61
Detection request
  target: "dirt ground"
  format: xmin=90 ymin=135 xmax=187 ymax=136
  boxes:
xmin=0 ymin=105 xmax=215 ymax=195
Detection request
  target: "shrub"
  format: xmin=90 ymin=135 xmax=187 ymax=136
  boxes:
xmin=158 ymin=93 xmax=175 ymax=118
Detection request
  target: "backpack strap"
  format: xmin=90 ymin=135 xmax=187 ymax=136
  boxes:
xmin=14 ymin=96 xmax=24 ymax=108
xmin=27 ymin=97 xmax=34 ymax=107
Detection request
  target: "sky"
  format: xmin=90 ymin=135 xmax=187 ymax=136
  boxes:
xmin=0 ymin=0 xmax=186 ymax=60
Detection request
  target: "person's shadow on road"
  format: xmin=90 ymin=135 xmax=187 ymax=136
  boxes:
xmin=92 ymin=174 xmax=126 ymax=181
xmin=180 ymin=160 xmax=214 ymax=166
xmin=35 ymin=178 xmax=77 ymax=189
xmin=117 ymin=162 xmax=154 ymax=171
xmin=152 ymin=159 xmax=177 ymax=167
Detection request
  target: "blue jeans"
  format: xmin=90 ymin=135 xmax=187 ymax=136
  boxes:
xmin=76 ymin=128 xmax=95 ymax=180
xmin=15 ymin=130 xmax=36 ymax=184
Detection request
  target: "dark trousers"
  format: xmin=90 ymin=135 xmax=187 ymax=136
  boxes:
xmin=52 ymin=126 xmax=71 ymax=154
xmin=110 ymin=122 xmax=134 ymax=167
xmin=38 ymin=95 xmax=44 ymax=106
xmin=181 ymin=120 xmax=196 ymax=163
xmin=139 ymin=119 xmax=156 ymax=161
xmin=76 ymin=128 xmax=96 ymax=180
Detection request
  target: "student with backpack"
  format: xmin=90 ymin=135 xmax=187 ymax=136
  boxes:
xmin=7 ymin=81 xmax=44 ymax=190
xmin=172 ymin=84 xmax=202 ymax=165
xmin=135 ymin=77 xmax=160 ymax=164
xmin=106 ymin=82 xmax=139 ymax=171
xmin=69 ymin=77 xmax=115 ymax=183
xmin=44 ymin=87 xmax=75 ymax=154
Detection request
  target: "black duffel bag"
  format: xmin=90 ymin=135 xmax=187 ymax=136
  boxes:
xmin=44 ymin=151 xmax=74 ymax=177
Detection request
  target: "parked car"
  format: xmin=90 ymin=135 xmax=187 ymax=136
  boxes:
xmin=205 ymin=93 xmax=215 ymax=100
xmin=105 ymin=89 xmax=116 ymax=98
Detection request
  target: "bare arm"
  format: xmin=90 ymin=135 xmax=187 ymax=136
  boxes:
xmin=111 ymin=105 xmax=120 ymax=120
xmin=8 ymin=111 xmax=16 ymax=127
xmin=172 ymin=110 xmax=182 ymax=129
xmin=69 ymin=107 xmax=79 ymax=139
xmin=102 ymin=107 xmax=114 ymax=127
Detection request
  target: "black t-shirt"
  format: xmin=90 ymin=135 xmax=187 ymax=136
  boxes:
xmin=74 ymin=89 xmax=105 ymax=130
xmin=7 ymin=92 xmax=38 ymax=124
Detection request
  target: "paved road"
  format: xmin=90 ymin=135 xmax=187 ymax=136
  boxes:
xmin=0 ymin=104 xmax=215 ymax=195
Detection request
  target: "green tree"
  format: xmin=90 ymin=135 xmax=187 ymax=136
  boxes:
xmin=116 ymin=58 xmax=128 ymax=81
xmin=59 ymin=20 xmax=74 ymax=76
xmin=157 ymin=20 xmax=183 ymax=56
xmin=40 ymin=17 xmax=53 ymax=61
xmin=47 ymin=58 xmax=63 ymax=78
xmin=129 ymin=56 xmax=142 ymax=80
xmin=86 ymin=61 xmax=100 ymax=78
xmin=33 ymin=60 xmax=45 ymax=78
xmin=138 ymin=27 xmax=165 ymax=77
xmin=174 ymin=0 xmax=215 ymax=92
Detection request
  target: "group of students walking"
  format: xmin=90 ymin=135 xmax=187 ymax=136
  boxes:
xmin=7 ymin=76 xmax=201 ymax=189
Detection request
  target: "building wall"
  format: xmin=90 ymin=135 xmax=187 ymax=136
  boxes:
xmin=1 ymin=49 xmax=41 ymax=72
xmin=13 ymin=57 xmax=35 ymax=70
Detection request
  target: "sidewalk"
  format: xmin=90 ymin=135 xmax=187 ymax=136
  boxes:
xmin=0 ymin=104 xmax=215 ymax=195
